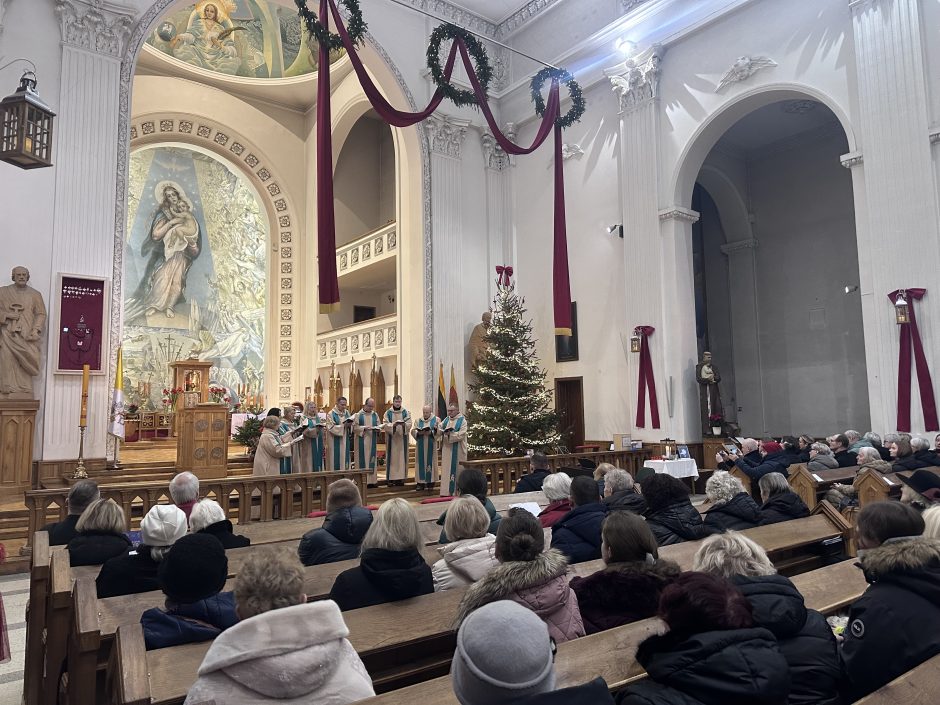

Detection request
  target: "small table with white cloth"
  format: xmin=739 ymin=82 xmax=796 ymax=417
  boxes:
xmin=642 ymin=458 xmax=699 ymax=479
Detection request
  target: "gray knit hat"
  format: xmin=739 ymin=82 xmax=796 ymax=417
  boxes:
xmin=451 ymin=601 xmax=555 ymax=705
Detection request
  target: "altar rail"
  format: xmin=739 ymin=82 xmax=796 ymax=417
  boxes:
xmin=464 ymin=448 xmax=654 ymax=496
xmin=23 ymin=470 xmax=370 ymax=550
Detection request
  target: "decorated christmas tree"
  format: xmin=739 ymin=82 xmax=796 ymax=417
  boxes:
xmin=467 ymin=273 xmax=562 ymax=457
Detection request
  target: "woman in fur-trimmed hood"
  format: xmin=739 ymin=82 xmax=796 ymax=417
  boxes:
xmin=455 ymin=508 xmax=584 ymax=643
xmin=839 ymin=502 xmax=940 ymax=702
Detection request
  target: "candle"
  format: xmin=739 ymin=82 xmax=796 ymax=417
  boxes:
xmin=79 ymin=364 xmax=90 ymax=426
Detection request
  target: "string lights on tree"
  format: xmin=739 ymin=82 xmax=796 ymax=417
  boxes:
xmin=467 ymin=268 xmax=562 ymax=457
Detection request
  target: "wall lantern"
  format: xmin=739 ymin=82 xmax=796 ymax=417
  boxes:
xmin=630 ymin=332 xmax=641 ymax=353
xmin=894 ymin=289 xmax=910 ymax=325
xmin=0 ymin=63 xmax=56 ymax=170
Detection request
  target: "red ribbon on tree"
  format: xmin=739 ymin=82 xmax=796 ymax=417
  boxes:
xmin=889 ymin=289 xmax=938 ymax=432
xmin=316 ymin=0 xmax=573 ymax=334
xmin=496 ymin=265 xmax=514 ymax=286
xmin=634 ymin=326 xmax=660 ymax=429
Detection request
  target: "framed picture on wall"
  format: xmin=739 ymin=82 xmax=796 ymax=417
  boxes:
xmin=53 ymin=273 xmax=110 ymax=374
xmin=555 ymin=302 xmax=579 ymax=362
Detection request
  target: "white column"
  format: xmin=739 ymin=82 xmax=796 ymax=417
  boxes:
xmin=426 ymin=114 xmax=469 ymax=402
xmin=42 ymin=0 xmax=133 ymax=461
xmin=849 ymin=0 xmax=940 ymax=433
xmin=720 ymin=238 xmax=766 ymax=434
xmin=480 ymin=128 xmax=514 ymax=301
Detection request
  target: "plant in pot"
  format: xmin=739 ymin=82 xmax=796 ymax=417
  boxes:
xmin=233 ymin=416 xmax=263 ymax=457
xmin=709 ymin=413 xmax=723 ymax=436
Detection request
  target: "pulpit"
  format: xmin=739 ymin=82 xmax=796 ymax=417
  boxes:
xmin=0 ymin=400 xmax=39 ymax=501
xmin=169 ymin=359 xmax=213 ymax=408
xmin=176 ymin=402 xmax=229 ymax=479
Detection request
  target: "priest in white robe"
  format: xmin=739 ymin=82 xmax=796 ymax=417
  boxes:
xmin=411 ymin=404 xmax=439 ymax=491
xmin=440 ymin=402 xmax=468 ymax=496
xmin=355 ymin=397 xmax=381 ymax=486
xmin=383 ymin=395 xmax=412 ymax=487
xmin=298 ymin=401 xmax=327 ymax=472
xmin=326 ymin=396 xmax=354 ymax=472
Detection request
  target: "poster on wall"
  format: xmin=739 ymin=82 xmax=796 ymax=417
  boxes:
xmin=55 ymin=274 xmax=109 ymax=374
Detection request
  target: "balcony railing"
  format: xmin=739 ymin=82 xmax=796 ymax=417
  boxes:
xmin=336 ymin=222 xmax=397 ymax=277
xmin=318 ymin=314 xmax=398 ymax=365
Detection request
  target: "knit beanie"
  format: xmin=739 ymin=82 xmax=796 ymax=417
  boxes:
xmin=451 ymin=601 xmax=555 ymax=705
xmin=140 ymin=505 xmax=187 ymax=548
xmin=762 ymin=441 xmax=783 ymax=454
xmin=158 ymin=533 xmax=228 ymax=603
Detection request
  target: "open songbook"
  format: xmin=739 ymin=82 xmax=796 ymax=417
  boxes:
xmin=279 ymin=426 xmax=306 ymax=446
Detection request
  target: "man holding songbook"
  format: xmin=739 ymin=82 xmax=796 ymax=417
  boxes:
xmin=383 ymin=395 xmax=412 ymax=487
xmin=326 ymin=397 xmax=355 ymax=472
xmin=355 ymin=398 xmax=381 ymax=485
xmin=277 ymin=406 xmax=305 ymax=474
xmin=440 ymin=402 xmax=468 ymax=496
xmin=411 ymin=404 xmax=440 ymax=491
xmin=299 ymin=401 xmax=327 ymax=472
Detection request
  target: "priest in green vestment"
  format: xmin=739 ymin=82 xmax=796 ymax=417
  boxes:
xmin=326 ymin=397 xmax=354 ymax=472
xmin=411 ymin=404 xmax=439 ymax=491
xmin=355 ymin=397 xmax=381 ymax=486
xmin=440 ymin=403 xmax=468 ymax=496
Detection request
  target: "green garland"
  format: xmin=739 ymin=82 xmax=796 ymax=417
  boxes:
xmin=530 ymin=67 xmax=586 ymax=129
xmin=295 ymin=0 xmax=367 ymax=51
xmin=426 ymin=24 xmax=493 ymax=108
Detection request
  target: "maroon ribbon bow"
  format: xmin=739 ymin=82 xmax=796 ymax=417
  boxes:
xmin=634 ymin=326 xmax=660 ymax=429
xmin=889 ymin=289 xmax=938 ymax=431
xmin=496 ymin=265 xmax=514 ymax=286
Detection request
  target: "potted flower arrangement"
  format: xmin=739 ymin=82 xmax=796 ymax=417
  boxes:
xmin=162 ymin=386 xmax=183 ymax=411
xmin=709 ymin=413 xmax=723 ymax=436
xmin=208 ymin=386 xmax=230 ymax=405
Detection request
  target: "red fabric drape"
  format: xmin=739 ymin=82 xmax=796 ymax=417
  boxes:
xmin=889 ymin=289 xmax=938 ymax=432
xmin=634 ymin=326 xmax=660 ymax=429
xmin=316 ymin=0 xmax=339 ymax=312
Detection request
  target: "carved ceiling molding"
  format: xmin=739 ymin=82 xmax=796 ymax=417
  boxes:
xmin=716 ymin=56 xmax=777 ymax=92
xmin=606 ymin=45 xmax=664 ymax=114
xmin=840 ymin=151 xmax=864 ymax=168
xmin=561 ymin=143 xmax=584 ymax=160
xmin=55 ymin=0 xmax=135 ymax=58
xmin=658 ymin=206 xmax=700 ymax=224
xmin=406 ymin=0 xmax=568 ymax=41
xmin=128 ymin=114 xmax=298 ymax=402
xmin=426 ymin=114 xmax=471 ymax=159
xmin=496 ymin=0 xmax=565 ymax=39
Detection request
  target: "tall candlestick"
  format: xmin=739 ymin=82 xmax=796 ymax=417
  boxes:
xmin=79 ymin=364 xmax=90 ymax=427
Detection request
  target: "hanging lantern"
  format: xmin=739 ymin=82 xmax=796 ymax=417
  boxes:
xmin=0 ymin=71 xmax=55 ymax=169
xmin=895 ymin=289 xmax=910 ymax=325
xmin=630 ymin=331 xmax=641 ymax=353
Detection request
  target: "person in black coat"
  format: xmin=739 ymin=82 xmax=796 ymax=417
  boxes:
xmin=550 ymin=475 xmax=607 ymax=563
xmin=796 ymin=435 xmax=815 ymax=463
xmin=329 ymin=498 xmax=433 ymax=611
xmin=515 ymin=453 xmax=552 ymax=493
xmin=781 ymin=437 xmax=802 ymax=464
xmin=828 ymin=434 xmax=856 ymax=468
xmin=570 ymin=512 xmax=679 ymax=634
xmin=737 ymin=441 xmax=792 ymax=481
xmin=716 ymin=439 xmax=760 ymax=471
xmin=42 ymin=480 xmax=99 ymax=546
xmin=67 ymin=498 xmax=132 ymax=567
xmin=601 ymin=469 xmax=647 ymax=514
xmin=615 ymin=572 xmax=790 ymax=705
xmin=898 ymin=469 xmax=940 ymax=511
xmin=298 ymin=479 xmax=372 ymax=565
xmin=893 ymin=437 xmax=940 ymax=471
xmin=642 ymin=474 xmax=708 ymax=547
xmin=96 ymin=504 xmax=188 ymax=598
xmin=840 ymin=502 xmax=940 ymax=701
xmin=693 ymin=532 xmax=840 ymax=705
xmin=757 ymin=472 xmax=810 ymax=525
xmin=702 ymin=471 xmax=763 ymax=533
xmin=189 ymin=498 xmax=251 ymax=549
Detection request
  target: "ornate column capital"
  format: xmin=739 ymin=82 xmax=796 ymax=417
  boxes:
xmin=720 ymin=238 xmax=759 ymax=255
xmin=849 ymin=0 xmax=890 ymax=13
xmin=426 ymin=114 xmax=470 ymax=159
xmin=55 ymin=0 xmax=135 ymax=58
xmin=840 ymin=151 xmax=864 ymax=168
xmin=606 ymin=45 xmax=664 ymax=114
xmin=479 ymin=123 xmax=515 ymax=171
xmin=658 ymin=206 xmax=700 ymax=224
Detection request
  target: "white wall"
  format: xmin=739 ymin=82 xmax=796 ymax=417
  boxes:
xmin=334 ymin=116 xmax=395 ymax=245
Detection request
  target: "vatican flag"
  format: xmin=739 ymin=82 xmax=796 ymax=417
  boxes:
xmin=108 ymin=347 xmax=125 ymax=438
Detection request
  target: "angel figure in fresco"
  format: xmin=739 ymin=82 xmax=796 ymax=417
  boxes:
xmin=127 ymin=182 xmax=203 ymax=322
xmin=173 ymin=2 xmax=243 ymax=75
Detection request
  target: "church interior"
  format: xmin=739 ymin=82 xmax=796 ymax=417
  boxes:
xmin=1 ymin=0 xmax=940 ymax=702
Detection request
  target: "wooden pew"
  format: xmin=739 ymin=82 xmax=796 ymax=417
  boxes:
xmin=787 ymin=464 xmax=859 ymax=510
xmin=302 ymin=559 xmax=875 ymax=705
xmin=42 ymin=548 xmax=73 ymax=705
xmin=65 ymin=578 xmax=100 ymax=705
xmin=24 ymin=531 xmax=50 ymax=705
xmin=855 ymin=651 xmax=940 ymax=704
xmin=99 ymin=510 xmax=852 ymax=705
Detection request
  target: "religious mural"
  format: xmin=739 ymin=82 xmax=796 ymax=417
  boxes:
xmin=124 ymin=145 xmax=266 ymax=409
xmin=146 ymin=0 xmax=343 ymax=79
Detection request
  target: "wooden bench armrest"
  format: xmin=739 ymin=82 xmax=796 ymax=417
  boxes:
xmin=108 ymin=624 xmax=152 ymax=705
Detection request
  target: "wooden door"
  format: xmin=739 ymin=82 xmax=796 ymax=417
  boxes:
xmin=555 ymin=378 xmax=585 ymax=452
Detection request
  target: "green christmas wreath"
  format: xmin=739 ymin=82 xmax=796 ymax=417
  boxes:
xmin=530 ymin=67 xmax=586 ymax=129
xmin=295 ymin=0 xmax=367 ymax=51
xmin=426 ymin=24 xmax=493 ymax=107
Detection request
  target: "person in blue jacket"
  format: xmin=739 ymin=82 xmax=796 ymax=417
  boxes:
xmin=550 ymin=475 xmax=607 ymax=563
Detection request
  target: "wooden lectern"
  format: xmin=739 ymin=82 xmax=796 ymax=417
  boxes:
xmin=170 ymin=360 xmax=229 ymax=479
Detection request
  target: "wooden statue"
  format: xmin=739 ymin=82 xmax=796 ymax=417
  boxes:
xmin=0 ymin=266 xmax=47 ymax=398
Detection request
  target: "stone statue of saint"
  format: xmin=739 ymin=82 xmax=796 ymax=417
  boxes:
xmin=0 ymin=266 xmax=47 ymax=398
xmin=467 ymin=311 xmax=492 ymax=369
xmin=695 ymin=351 xmax=723 ymax=435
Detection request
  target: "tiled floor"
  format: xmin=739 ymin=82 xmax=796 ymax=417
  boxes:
xmin=0 ymin=571 xmax=27 ymax=703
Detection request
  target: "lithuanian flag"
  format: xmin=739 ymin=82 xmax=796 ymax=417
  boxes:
xmin=449 ymin=364 xmax=459 ymax=407
xmin=437 ymin=362 xmax=447 ymax=419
